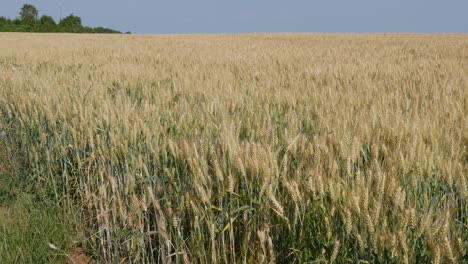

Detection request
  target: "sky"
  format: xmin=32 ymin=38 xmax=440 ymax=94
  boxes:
xmin=2 ymin=0 xmax=468 ymax=34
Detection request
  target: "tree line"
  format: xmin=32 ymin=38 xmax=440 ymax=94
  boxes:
xmin=0 ymin=4 xmax=128 ymax=34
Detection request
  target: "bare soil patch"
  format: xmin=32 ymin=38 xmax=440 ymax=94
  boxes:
xmin=66 ymin=247 xmax=93 ymax=264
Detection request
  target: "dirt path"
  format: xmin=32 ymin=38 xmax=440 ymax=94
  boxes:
xmin=66 ymin=248 xmax=93 ymax=264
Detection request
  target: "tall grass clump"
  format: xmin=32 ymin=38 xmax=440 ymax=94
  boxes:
xmin=0 ymin=195 xmax=73 ymax=264
xmin=0 ymin=33 xmax=467 ymax=263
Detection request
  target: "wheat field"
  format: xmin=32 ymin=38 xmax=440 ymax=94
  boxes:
xmin=0 ymin=33 xmax=467 ymax=263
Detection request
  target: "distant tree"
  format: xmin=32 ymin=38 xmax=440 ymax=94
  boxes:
xmin=0 ymin=17 xmax=11 ymax=32
xmin=59 ymin=14 xmax=83 ymax=32
xmin=39 ymin=15 xmax=57 ymax=32
xmin=82 ymin=26 xmax=96 ymax=33
xmin=11 ymin=18 xmax=27 ymax=32
xmin=1 ymin=4 xmax=122 ymax=33
xmin=19 ymin=4 xmax=39 ymax=24
xmin=0 ymin=17 xmax=7 ymax=24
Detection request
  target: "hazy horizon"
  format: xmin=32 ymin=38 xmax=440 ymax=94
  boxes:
xmin=2 ymin=0 xmax=468 ymax=34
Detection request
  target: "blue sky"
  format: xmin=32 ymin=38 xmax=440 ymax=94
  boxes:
xmin=2 ymin=0 xmax=468 ymax=34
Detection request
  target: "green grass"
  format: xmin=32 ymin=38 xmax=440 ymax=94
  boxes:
xmin=0 ymin=196 xmax=73 ymax=264
xmin=0 ymin=129 xmax=74 ymax=264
